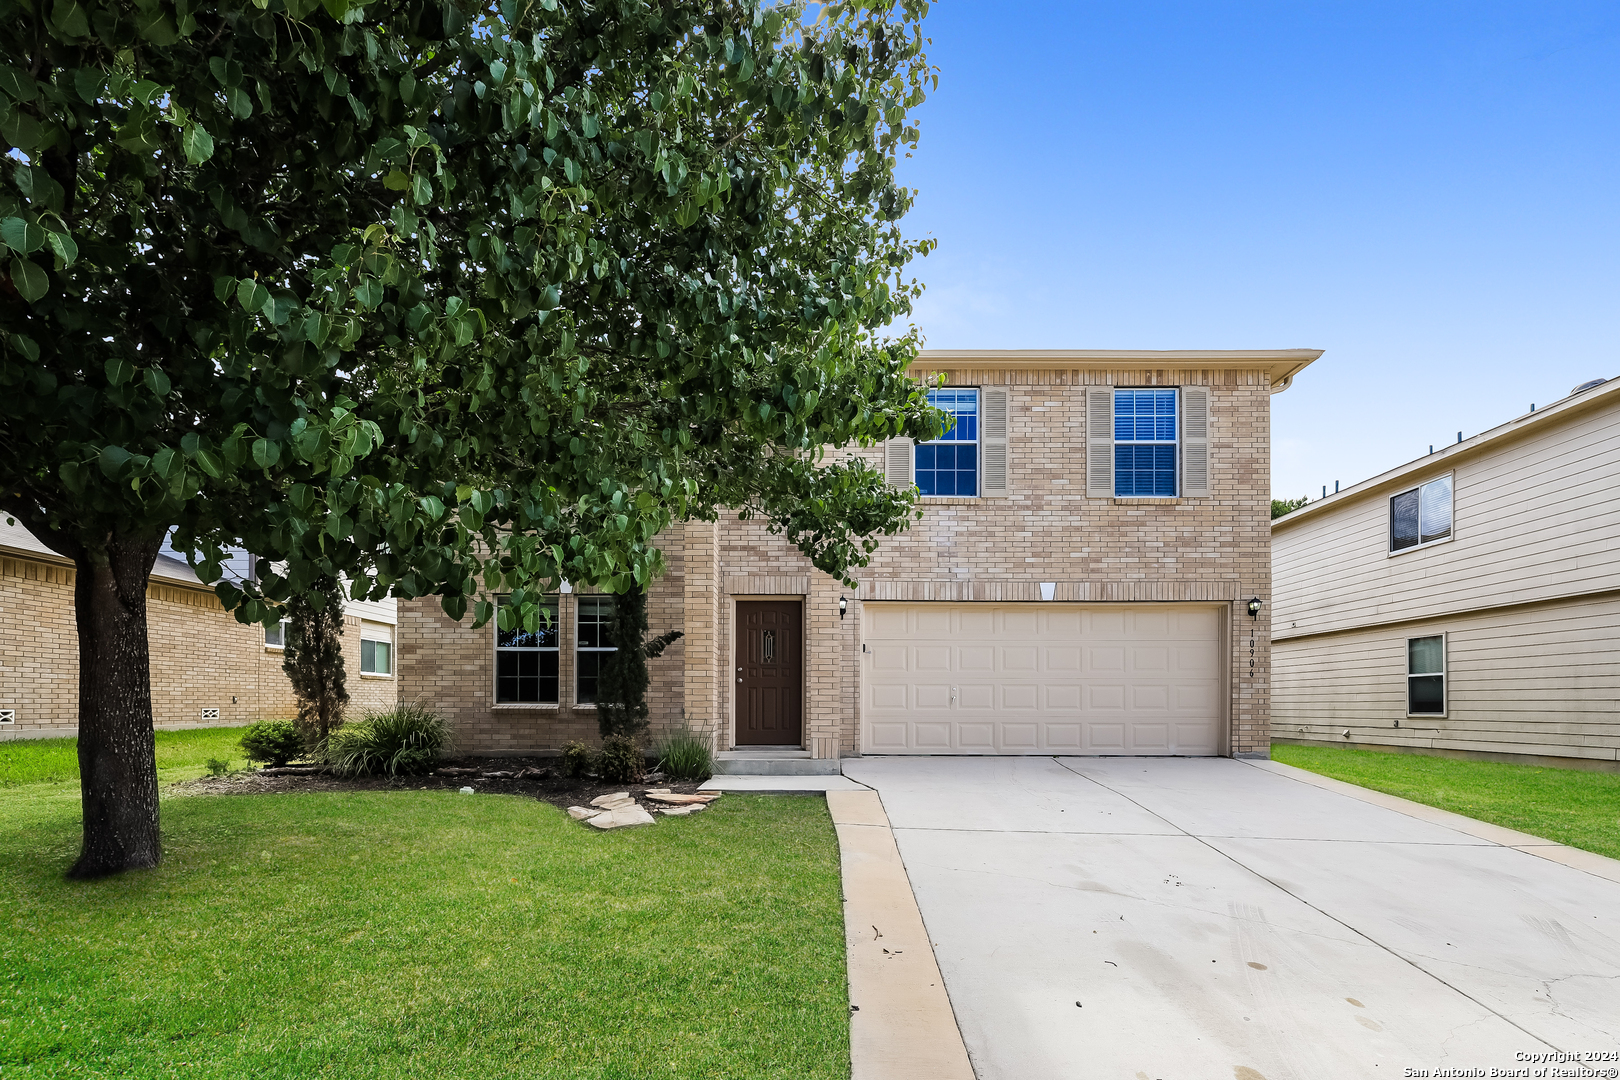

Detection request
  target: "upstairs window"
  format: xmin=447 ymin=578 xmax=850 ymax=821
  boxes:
xmin=495 ymin=596 xmax=560 ymax=704
xmin=915 ymin=388 xmax=979 ymax=497
xmin=1407 ymin=635 xmax=1446 ymax=715
xmin=1114 ymin=389 xmax=1178 ymax=496
xmin=1390 ymin=476 xmax=1452 ymax=553
xmin=575 ymin=596 xmax=617 ymax=705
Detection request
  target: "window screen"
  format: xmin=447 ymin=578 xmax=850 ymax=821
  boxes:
xmin=495 ymin=596 xmax=559 ymax=704
xmin=361 ymin=638 xmax=392 ymax=675
xmin=1113 ymin=389 xmax=1178 ymax=496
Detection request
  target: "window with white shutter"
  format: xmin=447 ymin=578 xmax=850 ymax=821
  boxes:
xmin=981 ymin=387 xmax=1009 ymax=496
xmin=1181 ymin=386 xmax=1210 ymax=497
xmin=1085 ymin=387 xmax=1115 ymax=497
xmin=884 ymin=437 xmax=914 ymax=489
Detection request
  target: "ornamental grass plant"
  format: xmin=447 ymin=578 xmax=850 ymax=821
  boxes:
xmin=323 ymin=704 xmax=449 ymax=778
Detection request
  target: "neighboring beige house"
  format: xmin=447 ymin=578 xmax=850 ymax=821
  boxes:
xmin=1271 ymin=376 xmax=1620 ymax=770
xmin=0 ymin=519 xmax=398 ymax=739
xmin=401 ymin=348 xmax=1316 ymax=764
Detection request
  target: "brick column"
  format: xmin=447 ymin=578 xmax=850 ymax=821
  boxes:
xmin=681 ymin=519 xmax=722 ymax=748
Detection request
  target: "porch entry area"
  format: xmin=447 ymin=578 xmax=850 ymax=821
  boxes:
xmin=734 ymin=599 xmax=804 ymax=747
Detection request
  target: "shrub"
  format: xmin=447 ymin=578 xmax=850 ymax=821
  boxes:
xmin=324 ymin=704 xmax=449 ymax=778
xmin=596 ymin=734 xmax=644 ymax=784
xmin=656 ymin=724 xmax=713 ymax=781
xmin=239 ymin=720 xmax=304 ymax=767
xmin=205 ymin=758 xmax=231 ymax=777
xmin=560 ymin=740 xmax=594 ymax=779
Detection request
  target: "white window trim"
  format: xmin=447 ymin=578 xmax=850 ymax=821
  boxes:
xmin=359 ymin=622 xmax=395 ymax=678
xmin=1406 ymin=632 xmax=1447 ymax=719
xmin=1388 ymin=473 xmax=1455 ymax=557
xmin=1111 ymin=386 xmax=1181 ymax=499
xmin=916 ymin=386 xmax=981 ymax=499
xmin=573 ymin=595 xmax=617 ymax=708
xmin=264 ymin=617 xmax=290 ymax=652
xmin=492 ymin=595 xmax=562 ymax=706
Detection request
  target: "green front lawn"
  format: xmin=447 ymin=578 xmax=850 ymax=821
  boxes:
xmin=0 ymin=726 xmax=251 ymax=787
xmin=1273 ymin=743 xmax=1620 ymax=860
xmin=0 ymin=738 xmax=849 ymax=1079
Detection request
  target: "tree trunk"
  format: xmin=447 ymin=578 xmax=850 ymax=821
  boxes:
xmin=69 ymin=535 xmax=163 ymax=879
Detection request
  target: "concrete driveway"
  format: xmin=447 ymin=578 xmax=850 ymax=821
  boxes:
xmin=841 ymin=756 xmax=1620 ymax=1080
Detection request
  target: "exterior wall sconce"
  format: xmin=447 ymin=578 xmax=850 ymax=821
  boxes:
xmin=838 ymin=595 xmax=848 ymax=620
xmin=1247 ymin=597 xmax=1263 ymax=618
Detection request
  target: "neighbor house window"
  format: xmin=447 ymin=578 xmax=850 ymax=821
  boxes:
xmin=495 ymin=596 xmax=560 ymax=704
xmin=575 ymin=596 xmax=617 ymax=705
xmin=915 ymin=388 xmax=979 ymax=497
xmin=1114 ymin=388 xmax=1178 ymax=496
xmin=360 ymin=624 xmax=393 ymax=676
xmin=1390 ymin=475 xmax=1452 ymax=552
xmin=1407 ymin=635 xmax=1445 ymax=715
xmin=264 ymin=619 xmax=289 ymax=649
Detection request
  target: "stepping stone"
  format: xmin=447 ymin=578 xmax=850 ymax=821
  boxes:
xmin=644 ymin=792 xmax=720 ymax=805
xmin=587 ymin=806 xmax=656 ymax=829
xmin=566 ymin=806 xmax=595 ymax=821
xmin=590 ymin=792 xmax=632 ymax=808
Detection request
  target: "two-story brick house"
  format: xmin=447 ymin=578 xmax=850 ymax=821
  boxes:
xmin=399 ymin=349 xmax=1319 ymax=762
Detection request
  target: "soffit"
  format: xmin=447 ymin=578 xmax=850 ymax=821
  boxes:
xmin=911 ymin=349 xmax=1323 ymax=389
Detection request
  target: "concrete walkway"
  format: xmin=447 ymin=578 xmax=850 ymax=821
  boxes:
xmin=841 ymin=756 xmax=1620 ymax=1080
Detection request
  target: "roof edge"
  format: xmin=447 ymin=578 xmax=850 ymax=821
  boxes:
xmin=1273 ymin=375 xmax=1620 ymax=531
xmin=912 ymin=349 xmax=1323 ymax=389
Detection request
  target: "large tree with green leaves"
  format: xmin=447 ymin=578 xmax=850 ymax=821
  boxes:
xmin=0 ymin=0 xmax=940 ymax=877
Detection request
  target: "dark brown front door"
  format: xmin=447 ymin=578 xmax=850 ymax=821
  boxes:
xmin=736 ymin=600 xmax=803 ymax=746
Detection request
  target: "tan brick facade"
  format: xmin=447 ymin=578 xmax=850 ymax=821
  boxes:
xmin=399 ymin=352 xmax=1308 ymax=758
xmin=0 ymin=552 xmax=397 ymax=740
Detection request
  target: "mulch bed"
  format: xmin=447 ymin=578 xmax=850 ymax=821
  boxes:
xmin=171 ymin=756 xmax=715 ymax=812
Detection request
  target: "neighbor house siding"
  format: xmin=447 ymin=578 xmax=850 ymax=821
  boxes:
xmin=1272 ymin=379 xmax=1620 ymax=766
xmin=0 ymin=551 xmax=396 ymax=739
xmin=1273 ymin=391 xmax=1620 ymax=638
xmin=1272 ymin=594 xmax=1620 ymax=765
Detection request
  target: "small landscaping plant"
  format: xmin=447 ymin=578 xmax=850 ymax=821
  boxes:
xmin=656 ymin=724 xmax=713 ymax=781
xmin=560 ymin=740 xmax=594 ymax=779
xmin=596 ymin=734 xmax=645 ymax=784
xmin=239 ymin=720 xmax=304 ymax=767
xmin=205 ymin=758 xmax=231 ymax=777
xmin=324 ymin=704 xmax=449 ymax=778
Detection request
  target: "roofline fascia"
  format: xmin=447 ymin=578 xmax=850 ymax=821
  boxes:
xmin=911 ymin=349 xmax=1323 ymax=390
xmin=1272 ymin=376 xmax=1620 ymax=532
xmin=0 ymin=542 xmax=212 ymax=591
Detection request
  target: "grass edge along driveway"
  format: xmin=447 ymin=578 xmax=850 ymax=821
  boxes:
xmin=1273 ymin=742 xmax=1620 ymax=861
xmin=0 ymin=744 xmax=849 ymax=1080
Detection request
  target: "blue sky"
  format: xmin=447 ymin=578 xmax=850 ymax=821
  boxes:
xmin=893 ymin=2 xmax=1620 ymax=497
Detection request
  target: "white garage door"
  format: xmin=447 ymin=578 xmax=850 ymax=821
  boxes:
xmin=863 ymin=603 xmax=1224 ymax=755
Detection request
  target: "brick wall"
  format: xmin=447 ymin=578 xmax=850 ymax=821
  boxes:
xmin=397 ymin=542 xmax=689 ymax=755
xmin=0 ymin=554 xmax=397 ymax=739
xmin=396 ymin=363 xmax=1275 ymax=757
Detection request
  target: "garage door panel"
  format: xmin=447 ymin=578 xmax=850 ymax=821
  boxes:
xmin=1088 ymin=723 xmax=1126 ymax=749
xmin=1000 ymin=723 xmax=1039 ymax=750
xmin=1001 ymin=684 xmax=1038 ymax=710
xmin=1046 ymin=723 xmax=1083 ymax=748
xmin=1046 ymin=684 xmax=1082 ymax=710
xmin=864 ymin=602 xmax=1223 ymax=755
xmin=1046 ymin=647 xmax=1082 ymax=672
xmin=1131 ymin=723 xmax=1170 ymax=749
xmin=958 ymin=723 xmax=996 ymax=750
xmin=959 ymin=684 xmax=995 ymax=710
xmin=1001 ymin=646 xmax=1038 ymax=672
xmin=959 ymin=646 xmax=995 ymax=671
